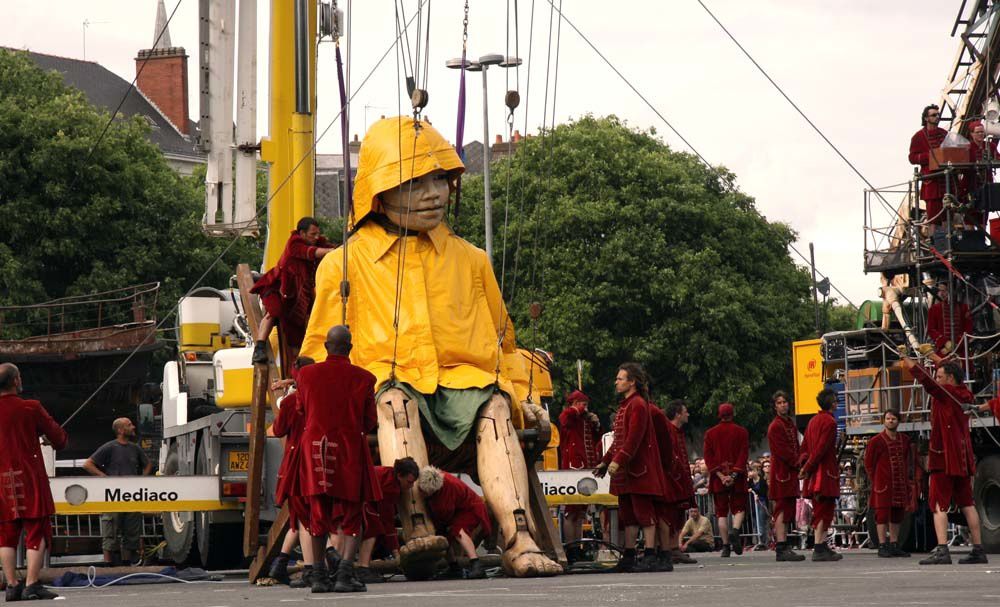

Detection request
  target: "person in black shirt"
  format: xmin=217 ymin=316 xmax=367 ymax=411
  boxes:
xmin=83 ymin=418 xmax=153 ymax=564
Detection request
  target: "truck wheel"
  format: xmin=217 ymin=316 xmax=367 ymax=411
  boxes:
xmin=193 ymin=442 xmax=245 ymax=569
xmin=973 ymin=454 xmax=1000 ymax=554
xmin=160 ymin=443 xmax=196 ymax=564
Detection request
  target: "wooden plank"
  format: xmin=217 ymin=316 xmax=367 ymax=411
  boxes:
xmin=248 ymin=505 xmax=290 ymax=583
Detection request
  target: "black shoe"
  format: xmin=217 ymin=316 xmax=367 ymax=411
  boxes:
xmin=632 ymin=551 xmax=659 ymax=573
xmin=889 ymin=542 xmax=910 ymax=558
xmin=465 ymin=559 xmax=487 ymax=580
xmin=920 ymin=545 xmax=952 ymax=565
xmin=615 ymin=550 xmax=636 ymax=573
xmin=252 ymin=340 xmax=269 ymax=364
xmin=959 ymin=545 xmax=989 ymax=565
xmin=354 ymin=566 xmax=383 ymax=584
xmin=775 ymin=543 xmax=806 ymax=562
xmin=268 ymin=556 xmax=291 ymax=585
xmin=654 ymin=551 xmax=674 ymax=572
xmin=878 ymin=544 xmax=893 ymax=558
xmin=325 ymin=547 xmax=342 ymax=572
xmin=334 ymin=561 xmax=365 ymax=593
xmin=289 ymin=568 xmax=313 ymax=588
xmin=720 ymin=544 xmax=731 ymax=558
xmin=671 ymin=549 xmax=697 ymax=564
xmin=20 ymin=583 xmax=58 ymax=601
xmin=811 ymin=544 xmax=842 ymax=562
xmin=310 ymin=568 xmax=333 ymax=593
xmin=4 ymin=581 xmax=24 ymax=602
xmin=733 ymin=541 xmax=743 ymax=556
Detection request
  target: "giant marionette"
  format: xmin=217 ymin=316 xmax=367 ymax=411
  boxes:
xmin=300 ymin=116 xmax=562 ymax=578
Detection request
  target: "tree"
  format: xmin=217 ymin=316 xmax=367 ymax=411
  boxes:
xmin=454 ymin=116 xmax=814 ymax=433
xmin=0 ymin=49 xmax=264 ymax=327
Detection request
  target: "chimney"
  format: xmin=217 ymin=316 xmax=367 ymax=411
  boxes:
xmin=135 ymin=0 xmax=190 ymax=135
xmin=513 ymin=130 xmax=522 ymax=142
xmin=349 ymin=133 xmax=362 ymax=154
xmin=495 ymin=134 xmax=503 ymax=144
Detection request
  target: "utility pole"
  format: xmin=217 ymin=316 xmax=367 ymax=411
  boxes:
xmin=810 ymin=242 xmax=821 ymax=338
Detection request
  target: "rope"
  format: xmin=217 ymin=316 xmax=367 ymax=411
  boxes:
xmin=58 ymin=2 xmax=429 ymax=429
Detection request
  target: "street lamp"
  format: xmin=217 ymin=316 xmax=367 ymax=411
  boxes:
xmin=447 ymin=54 xmax=521 ymax=260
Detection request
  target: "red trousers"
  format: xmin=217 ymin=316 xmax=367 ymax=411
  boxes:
xmin=0 ymin=517 xmax=51 ymax=551
xmin=771 ymin=497 xmax=796 ymax=524
xmin=618 ymin=494 xmax=656 ymax=527
xmin=811 ymin=496 xmax=836 ymax=529
xmin=874 ymin=507 xmax=905 ymax=525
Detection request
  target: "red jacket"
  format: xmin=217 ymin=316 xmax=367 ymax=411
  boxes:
xmin=601 ymin=393 xmax=667 ymax=497
xmin=251 ymin=231 xmax=333 ymax=328
xmin=295 ymin=354 xmax=381 ymax=502
xmin=558 ymin=405 xmax=601 ymax=469
xmin=909 ymin=127 xmax=948 ymax=201
xmin=863 ymin=431 xmax=913 ymax=510
xmin=766 ymin=414 xmax=800 ymax=500
xmin=912 ymin=364 xmax=976 ymax=477
xmin=426 ymin=471 xmax=492 ymax=538
xmin=800 ymin=410 xmax=839 ymax=498
xmin=0 ymin=394 xmax=68 ymax=521
xmin=371 ymin=466 xmax=401 ymax=550
xmin=703 ymin=419 xmax=749 ymax=495
xmin=927 ymin=301 xmax=973 ymax=353
xmin=649 ymin=405 xmax=674 ymax=486
xmin=272 ymin=391 xmax=304 ymax=506
xmin=662 ymin=420 xmax=694 ymax=504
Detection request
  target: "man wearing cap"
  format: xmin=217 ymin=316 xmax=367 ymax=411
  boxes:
xmin=766 ymin=391 xmax=805 ymax=562
xmin=909 ymin=104 xmax=950 ymax=224
xmin=703 ymin=402 xmax=749 ymax=557
xmin=558 ymin=390 xmax=601 ymax=558
xmin=251 ymin=217 xmax=336 ymax=364
xmin=965 ymin=120 xmax=997 ymax=226
xmin=863 ymin=409 xmax=913 ymax=558
xmin=300 ymin=117 xmax=560 ymax=578
xmin=799 ymin=389 xmax=842 ymax=562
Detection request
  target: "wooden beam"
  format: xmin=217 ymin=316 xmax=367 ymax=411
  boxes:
xmin=526 ymin=467 xmax=567 ymax=568
xmin=248 ymin=505 xmax=290 ymax=583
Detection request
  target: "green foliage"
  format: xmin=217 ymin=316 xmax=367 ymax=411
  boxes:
xmin=0 ymin=50 xmax=264 ymax=329
xmin=824 ymin=301 xmax=858 ymax=332
xmin=454 ymin=115 xmax=814 ymax=434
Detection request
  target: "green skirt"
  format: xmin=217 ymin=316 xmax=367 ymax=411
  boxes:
xmin=377 ymin=382 xmax=495 ymax=450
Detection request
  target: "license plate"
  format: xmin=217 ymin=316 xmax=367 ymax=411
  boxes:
xmin=228 ymin=451 xmax=250 ymax=472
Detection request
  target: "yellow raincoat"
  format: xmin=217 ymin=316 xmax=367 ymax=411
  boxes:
xmin=300 ymin=117 xmax=529 ymax=431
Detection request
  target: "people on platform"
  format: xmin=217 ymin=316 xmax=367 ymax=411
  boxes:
xmin=799 ymin=389 xmax=843 ymax=562
xmin=766 ymin=390 xmax=805 ymax=562
xmin=927 ymin=282 xmax=973 ymax=358
xmin=82 ymin=417 xmax=154 ymax=565
xmin=417 ymin=466 xmax=492 ymax=580
xmin=703 ymin=402 xmax=749 ymax=557
xmin=251 ymin=217 xmax=335 ymax=364
xmin=679 ymin=508 xmax=714 ymax=553
xmin=862 ymin=409 xmax=913 ymax=558
xmin=964 ymin=121 xmax=997 ymax=225
xmin=0 ymin=363 xmax=68 ymax=601
xmin=899 ymin=355 xmax=988 ymax=565
xmin=909 ymin=104 xmax=950 ymax=225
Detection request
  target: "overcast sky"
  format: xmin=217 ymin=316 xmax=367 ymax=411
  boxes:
xmin=2 ymin=0 xmax=966 ymax=306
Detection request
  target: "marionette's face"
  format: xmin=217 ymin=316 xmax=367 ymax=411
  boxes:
xmin=883 ymin=412 xmax=900 ymax=431
xmin=379 ymin=170 xmax=450 ymax=232
xmin=773 ymin=395 xmax=790 ymax=416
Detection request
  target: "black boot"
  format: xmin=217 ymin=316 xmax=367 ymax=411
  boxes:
xmin=775 ymin=541 xmax=805 ymax=562
xmin=252 ymin=340 xmax=269 ymax=364
xmin=671 ymin=548 xmax=697 ymax=564
xmin=877 ymin=543 xmax=893 ymax=558
xmin=268 ymin=554 xmax=292 ymax=585
xmin=310 ymin=567 xmax=333 ymax=593
xmin=958 ymin=544 xmax=989 ymax=564
xmin=732 ymin=539 xmax=743 ymax=556
xmin=616 ymin=548 xmax=636 ymax=572
xmin=889 ymin=542 xmax=910 ymax=558
xmin=466 ymin=558 xmax=487 ymax=579
xmin=811 ymin=543 xmax=842 ymax=562
xmin=4 ymin=581 xmax=24 ymax=602
xmin=632 ymin=549 xmax=659 ymax=573
xmin=354 ymin=566 xmax=383 ymax=584
xmin=325 ymin=547 xmax=342 ymax=572
xmin=720 ymin=543 xmax=731 ymax=558
xmin=919 ymin=545 xmax=952 ymax=565
xmin=655 ymin=550 xmax=674 ymax=572
xmin=21 ymin=583 xmax=58 ymax=601
xmin=334 ymin=560 xmax=365 ymax=593
xmin=289 ymin=565 xmax=313 ymax=588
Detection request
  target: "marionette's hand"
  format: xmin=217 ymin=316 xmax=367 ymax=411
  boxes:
xmin=593 ymin=462 xmax=608 ymax=478
xmin=607 ymin=461 xmax=621 ymax=476
xmin=918 ymin=343 xmax=936 ymax=356
xmin=522 ymin=402 xmax=550 ymax=430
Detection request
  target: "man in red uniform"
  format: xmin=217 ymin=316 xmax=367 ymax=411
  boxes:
xmin=558 ymin=389 xmax=601 ymax=559
xmin=964 ymin=121 xmax=997 ymax=226
xmin=799 ymin=388 xmax=842 ymax=562
xmin=662 ymin=400 xmax=697 ymax=565
xmin=267 ymin=357 xmax=314 ymax=586
xmin=766 ymin=390 xmax=805 ymax=562
xmin=648 ymin=401 xmax=675 ymax=572
xmin=909 ymin=104 xmax=950 ymax=225
xmin=594 ymin=363 xmax=666 ymax=573
xmin=251 ymin=217 xmax=336 ymax=364
xmin=927 ymin=283 xmax=973 ymax=358
xmin=703 ymin=402 xmax=749 ymax=557
xmin=900 ymin=355 xmax=988 ymax=564
xmin=296 ymin=326 xmax=381 ymax=592
xmin=417 ymin=466 xmax=492 ymax=580
xmin=863 ymin=408 xmax=913 ymax=558
xmin=354 ymin=457 xmax=420 ymax=584
xmin=0 ymin=363 xmax=68 ymax=601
